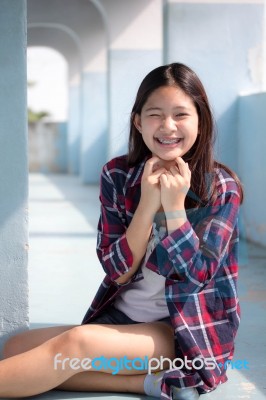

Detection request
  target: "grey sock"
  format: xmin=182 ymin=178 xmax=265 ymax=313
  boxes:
xmin=171 ymin=385 xmax=200 ymax=400
xmin=143 ymin=370 xmax=165 ymax=397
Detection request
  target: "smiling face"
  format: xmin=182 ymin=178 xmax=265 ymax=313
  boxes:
xmin=134 ymin=85 xmax=199 ymax=166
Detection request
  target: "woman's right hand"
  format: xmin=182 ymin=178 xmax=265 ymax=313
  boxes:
xmin=138 ymin=156 xmax=167 ymax=217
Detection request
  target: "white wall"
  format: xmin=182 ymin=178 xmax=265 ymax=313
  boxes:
xmin=100 ymin=0 xmax=163 ymax=158
xmin=29 ymin=122 xmax=68 ymax=173
xmin=238 ymin=93 xmax=266 ymax=247
xmin=164 ymin=0 xmax=264 ymax=174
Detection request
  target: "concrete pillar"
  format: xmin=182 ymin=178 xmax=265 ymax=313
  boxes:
xmin=81 ymin=70 xmax=107 ymax=183
xmin=79 ymin=10 xmax=107 ymax=184
xmin=101 ymin=0 xmax=163 ymax=159
xmin=0 ymin=0 xmax=29 ymax=352
xmin=164 ymin=0 xmax=264 ymax=173
xmin=68 ymin=79 xmax=82 ymax=174
xmin=263 ymin=0 xmax=266 ymax=90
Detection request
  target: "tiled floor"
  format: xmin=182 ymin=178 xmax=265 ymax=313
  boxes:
xmin=2 ymin=173 xmax=266 ymax=399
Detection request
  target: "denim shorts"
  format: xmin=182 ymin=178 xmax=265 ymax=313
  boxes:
xmin=87 ymin=304 xmax=172 ymax=326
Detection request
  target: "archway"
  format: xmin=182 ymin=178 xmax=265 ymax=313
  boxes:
xmin=28 ymin=46 xmax=69 ymax=173
xmin=27 ymin=0 xmax=108 ymax=181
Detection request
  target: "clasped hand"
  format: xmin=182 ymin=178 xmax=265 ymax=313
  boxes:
xmin=140 ymin=156 xmax=191 ymax=217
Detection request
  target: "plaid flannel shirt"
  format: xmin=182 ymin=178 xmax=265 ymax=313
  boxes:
xmin=82 ymin=155 xmax=241 ymax=399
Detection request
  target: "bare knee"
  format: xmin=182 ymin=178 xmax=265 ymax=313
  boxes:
xmin=49 ymin=325 xmax=91 ymax=358
xmin=2 ymin=332 xmax=27 ymax=359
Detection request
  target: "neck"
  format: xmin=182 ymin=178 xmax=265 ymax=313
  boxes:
xmin=156 ymin=158 xmax=178 ymax=171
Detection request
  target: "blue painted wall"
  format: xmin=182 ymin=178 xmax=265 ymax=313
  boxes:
xmin=165 ymin=2 xmax=263 ymax=175
xmin=68 ymin=84 xmax=81 ymax=175
xmin=0 ymin=0 xmax=29 ymax=351
xmin=238 ymin=93 xmax=266 ymax=247
xmin=81 ymin=72 xmax=107 ymax=184
xmin=108 ymin=49 xmax=163 ymax=159
xmin=56 ymin=122 xmax=68 ymax=172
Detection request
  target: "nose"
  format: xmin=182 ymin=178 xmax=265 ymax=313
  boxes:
xmin=160 ymin=116 xmax=177 ymax=133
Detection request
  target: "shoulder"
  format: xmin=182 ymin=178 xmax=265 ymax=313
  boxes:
xmin=213 ymin=167 xmax=241 ymax=206
xmin=101 ymin=155 xmax=132 ymax=191
xmin=214 ymin=167 xmax=240 ymax=196
xmin=102 ymin=155 xmax=146 ymax=191
xmin=102 ymin=155 xmax=129 ymax=177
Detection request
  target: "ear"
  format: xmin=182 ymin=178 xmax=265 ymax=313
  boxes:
xmin=133 ymin=113 xmax=142 ymax=133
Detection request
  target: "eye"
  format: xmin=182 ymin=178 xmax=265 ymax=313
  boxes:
xmin=176 ymin=113 xmax=188 ymax=118
xmin=149 ymin=114 xmax=161 ymax=117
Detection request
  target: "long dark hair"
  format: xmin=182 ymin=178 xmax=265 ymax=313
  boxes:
xmin=127 ymin=63 xmax=243 ymax=208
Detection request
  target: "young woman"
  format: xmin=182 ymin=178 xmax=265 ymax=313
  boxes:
xmin=1 ymin=63 xmax=243 ymax=400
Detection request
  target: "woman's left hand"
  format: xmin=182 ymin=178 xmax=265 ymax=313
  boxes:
xmin=159 ymin=157 xmax=191 ymax=213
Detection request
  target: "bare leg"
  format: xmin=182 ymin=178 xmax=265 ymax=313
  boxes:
xmin=2 ymin=325 xmax=77 ymax=359
xmin=0 ymin=322 xmax=175 ymax=398
xmin=3 ymin=324 xmax=146 ymax=395
xmin=56 ymin=371 xmax=146 ymax=394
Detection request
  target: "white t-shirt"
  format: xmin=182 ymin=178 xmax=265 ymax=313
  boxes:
xmin=114 ymin=216 xmax=169 ymax=322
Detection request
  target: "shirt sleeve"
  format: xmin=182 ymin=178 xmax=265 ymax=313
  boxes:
xmin=146 ymin=177 xmax=241 ymax=293
xmin=96 ymin=164 xmax=134 ymax=284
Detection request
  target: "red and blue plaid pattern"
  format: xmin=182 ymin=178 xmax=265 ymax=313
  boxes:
xmin=82 ymin=155 xmax=241 ymax=398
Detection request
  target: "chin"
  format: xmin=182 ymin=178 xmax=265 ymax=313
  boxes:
xmin=159 ymin=153 xmax=183 ymax=161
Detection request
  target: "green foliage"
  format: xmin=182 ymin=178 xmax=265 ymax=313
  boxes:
xmin=27 ymin=81 xmax=50 ymax=123
xmin=28 ymin=108 xmax=50 ymax=123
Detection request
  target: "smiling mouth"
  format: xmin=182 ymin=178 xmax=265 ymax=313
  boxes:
xmin=156 ymin=138 xmax=183 ymax=144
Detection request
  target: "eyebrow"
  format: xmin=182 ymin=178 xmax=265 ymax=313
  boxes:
xmin=144 ymin=107 xmax=162 ymax=111
xmin=144 ymin=106 xmax=190 ymax=112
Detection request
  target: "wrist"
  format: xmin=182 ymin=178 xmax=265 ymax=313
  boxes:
xmin=137 ymin=200 xmax=157 ymax=221
xmin=162 ymin=202 xmax=185 ymax=215
xmin=164 ymin=208 xmax=186 ymax=220
xmin=163 ymin=205 xmax=187 ymax=234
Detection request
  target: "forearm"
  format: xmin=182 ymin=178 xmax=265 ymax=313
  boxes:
xmin=115 ymin=204 xmax=154 ymax=284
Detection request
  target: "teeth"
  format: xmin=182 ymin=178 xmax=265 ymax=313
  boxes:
xmin=157 ymin=138 xmax=182 ymax=144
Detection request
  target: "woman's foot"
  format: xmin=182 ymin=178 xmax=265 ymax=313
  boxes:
xmin=171 ymin=385 xmax=200 ymax=400
xmin=144 ymin=370 xmax=199 ymax=399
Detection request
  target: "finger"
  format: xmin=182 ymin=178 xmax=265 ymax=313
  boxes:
xmin=159 ymin=173 xmax=168 ymax=186
xmin=152 ymin=167 xmax=167 ymax=180
xmin=144 ymin=156 xmax=161 ymax=176
xmin=175 ymin=157 xmax=188 ymax=177
xmin=169 ymin=166 xmax=180 ymax=177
